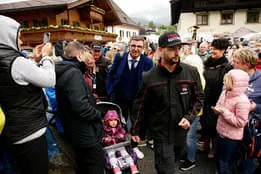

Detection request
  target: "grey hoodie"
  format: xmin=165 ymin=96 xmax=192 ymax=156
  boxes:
xmin=0 ymin=15 xmax=20 ymax=52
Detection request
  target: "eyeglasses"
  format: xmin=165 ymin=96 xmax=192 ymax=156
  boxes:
xmin=130 ymin=44 xmax=143 ymax=49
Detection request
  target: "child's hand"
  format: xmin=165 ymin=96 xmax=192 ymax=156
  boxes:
xmin=211 ymin=106 xmax=224 ymax=115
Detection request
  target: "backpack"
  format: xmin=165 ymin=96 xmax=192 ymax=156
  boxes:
xmin=242 ymin=112 xmax=261 ymax=158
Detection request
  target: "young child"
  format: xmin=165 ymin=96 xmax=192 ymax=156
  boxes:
xmin=212 ymin=69 xmax=250 ymax=174
xmin=103 ymin=110 xmax=139 ymax=174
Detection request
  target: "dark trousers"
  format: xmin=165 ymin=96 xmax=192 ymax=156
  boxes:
xmin=74 ymin=144 xmax=105 ymax=174
xmin=9 ymin=134 xmax=48 ymax=174
xmin=216 ymin=134 xmax=239 ymax=174
xmin=153 ymin=127 xmax=187 ymax=174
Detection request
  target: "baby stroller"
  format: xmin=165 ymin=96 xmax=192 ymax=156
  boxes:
xmin=96 ymin=101 xmax=138 ymax=174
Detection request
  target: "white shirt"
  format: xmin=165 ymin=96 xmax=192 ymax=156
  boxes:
xmin=127 ymin=54 xmax=140 ymax=70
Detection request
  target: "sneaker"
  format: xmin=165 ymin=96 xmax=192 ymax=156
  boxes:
xmin=133 ymin=147 xmax=144 ymax=159
xmin=113 ymin=166 xmax=122 ymax=174
xmin=130 ymin=165 xmax=139 ymax=174
xmin=147 ymin=139 xmax=154 ymax=145
xmin=138 ymin=140 xmax=147 ymax=147
xmin=179 ymin=160 xmax=196 ymax=171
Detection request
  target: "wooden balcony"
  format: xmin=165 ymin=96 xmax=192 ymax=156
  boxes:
xmin=21 ymin=26 xmax=117 ymax=46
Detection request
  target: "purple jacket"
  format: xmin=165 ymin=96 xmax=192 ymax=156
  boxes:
xmin=216 ymin=69 xmax=250 ymax=140
xmin=102 ymin=110 xmax=126 ymax=146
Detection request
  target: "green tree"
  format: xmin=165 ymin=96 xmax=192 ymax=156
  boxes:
xmin=148 ymin=21 xmax=156 ymax=29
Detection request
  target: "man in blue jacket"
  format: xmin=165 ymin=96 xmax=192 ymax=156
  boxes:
xmin=107 ymin=36 xmax=153 ymax=159
xmin=107 ymin=36 xmax=153 ymax=121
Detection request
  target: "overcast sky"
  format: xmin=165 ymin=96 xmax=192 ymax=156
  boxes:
xmin=0 ymin=0 xmax=171 ymax=25
xmin=113 ymin=0 xmax=171 ymax=25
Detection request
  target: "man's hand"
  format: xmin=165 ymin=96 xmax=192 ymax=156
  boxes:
xmin=131 ymin=135 xmax=140 ymax=143
xmin=33 ymin=44 xmax=44 ymax=63
xmin=178 ymin=118 xmax=190 ymax=130
xmin=41 ymin=43 xmax=53 ymax=57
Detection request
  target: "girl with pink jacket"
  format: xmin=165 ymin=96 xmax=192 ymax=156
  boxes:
xmin=212 ymin=69 xmax=250 ymax=174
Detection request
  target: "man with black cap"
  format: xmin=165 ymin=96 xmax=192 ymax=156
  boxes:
xmin=131 ymin=31 xmax=204 ymax=174
xmin=91 ymin=41 xmax=111 ymax=100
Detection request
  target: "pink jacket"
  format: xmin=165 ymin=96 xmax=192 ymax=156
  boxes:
xmin=216 ymin=69 xmax=250 ymax=140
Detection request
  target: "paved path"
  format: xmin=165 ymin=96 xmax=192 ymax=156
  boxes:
xmin=138 ymin=145 xmax=216 ymax=174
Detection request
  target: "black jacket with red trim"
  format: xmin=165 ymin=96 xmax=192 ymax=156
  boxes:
xmin=131 ymin=62 xmax=204 ymax=143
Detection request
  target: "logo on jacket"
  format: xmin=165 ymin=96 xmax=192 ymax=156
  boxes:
xmin=180 ymin=84 xmax=189 ymax=95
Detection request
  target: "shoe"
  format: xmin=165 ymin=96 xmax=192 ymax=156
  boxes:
xmin=133 ymin=147 xmax=144 ymax=159
xmin=113 ymin=166 xmax=122 ymax=174
xmin=179 ymin=160 xmax=196 ymax=171
xmin=130 ymin=165 xmax=139 ymax=174
xmin=208 ymin=151 xmax=214 ymax=159
xmin=138 ymin=140 xmax=147 ymax=147
xmin=147 ymin=139 xmax=153 ymax=145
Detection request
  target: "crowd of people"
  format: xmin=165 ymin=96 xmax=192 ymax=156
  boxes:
xmin=0 ymin=14 xmax=261 ymax=174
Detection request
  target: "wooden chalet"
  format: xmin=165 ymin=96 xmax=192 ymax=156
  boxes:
xmin=171 ymin=0 xmax=261 ymax=24
xmin=0 ymin=0 xmax=132 ymax=46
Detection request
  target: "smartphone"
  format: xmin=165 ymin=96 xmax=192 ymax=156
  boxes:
xmin=43 ymin=32 xmax=51 ymax=44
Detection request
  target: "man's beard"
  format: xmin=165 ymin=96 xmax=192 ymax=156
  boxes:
xmin=167 ymin=57 xmax=180 ymax=65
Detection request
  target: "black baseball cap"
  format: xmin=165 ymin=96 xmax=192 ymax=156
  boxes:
xmin=158 ymin=31 xmax=186 ymax=47
xmin=91 ymin=42 xmax=102 ymax=50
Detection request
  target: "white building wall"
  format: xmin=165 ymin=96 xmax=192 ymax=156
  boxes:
xmin=106 ymin=25 xmax=139 ymax=43
xmin=178 ymin=9 xmax=261 ymax=38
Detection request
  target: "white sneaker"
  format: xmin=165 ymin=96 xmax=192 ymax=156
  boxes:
xmin=133 ymin=147 xmax=144 ymax=159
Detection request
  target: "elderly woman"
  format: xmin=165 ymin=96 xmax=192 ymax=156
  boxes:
xmin=232 ymin=48 xmax=261 ymax=174
xmin=200 ymin=38 xmax=232 ymax=158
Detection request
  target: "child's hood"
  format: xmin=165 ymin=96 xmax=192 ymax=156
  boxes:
xmin=228 ymin=69 xmax=249 ymax=93
xmin=104 ymin=110 xmax=120 ymax=125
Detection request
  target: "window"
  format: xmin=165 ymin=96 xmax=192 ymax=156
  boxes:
xmin=33 ymin=19 xmax=48 ymax=27
xmin=73 ymin=21 xmax=80 ymax=27
xmin=196 ymin=14 xmax=208 ymax=25
xmin=221 ymin=12 xmax=233 ymax=24
xmin=21 ymin=21 xmax=29 ymax=28
xmin=126 ymin=31 xmax=131 ymax=38
xmin=61 ymin=19 xmax=69 ymax=25
xmin=247 ymin=10 xmax=260 ymax=23
xmin=41 ymin=19 xmax=48 ymax=27
xmin=33 ymin=19 xmax=39 ymax=27
xmin=120 ymin=30 xmax=124 ymax=38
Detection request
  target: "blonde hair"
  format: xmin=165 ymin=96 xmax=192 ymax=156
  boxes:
xmin=64 ymin=41 xmax=85 ymax=58
xmin=223 ymin=73 xmax=233 ymax=91
xmin=233 ymin=48 xmax=258 ymax=69
xmin=82 ymin=50 xmax=93 ymax=64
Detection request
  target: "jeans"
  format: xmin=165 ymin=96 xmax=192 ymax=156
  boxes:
xmin=216 ymin=134 xmax=239 ymax=174
xmin=187 ymin=116 xmax=200 ymax=162
xmin=242 ymin=158 xmax=254 ymax=174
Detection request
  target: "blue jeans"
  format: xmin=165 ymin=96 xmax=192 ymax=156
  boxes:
xmin=187 ymin=116 xmax=199 ymax=162
xmin=216 ymin=134 xmax=239 ymax=174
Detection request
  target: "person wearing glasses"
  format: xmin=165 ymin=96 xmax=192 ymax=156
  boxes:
xmin=107 ymin=36 xmax=153 ymax=159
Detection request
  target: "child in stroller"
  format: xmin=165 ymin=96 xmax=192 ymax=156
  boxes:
xmin=103 ymin=110 xmax=139 ymax=174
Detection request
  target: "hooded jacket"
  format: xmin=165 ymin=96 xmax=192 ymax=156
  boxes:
xmin=0 ymin=15 xmax=49 ymax=144
xmin=216 ymin=69 xmax=250 ymax=140
xmin=102 ymin=110 xmax=126 ymax=146
xmin=55 ymin=59 xmax=103 ymax=148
